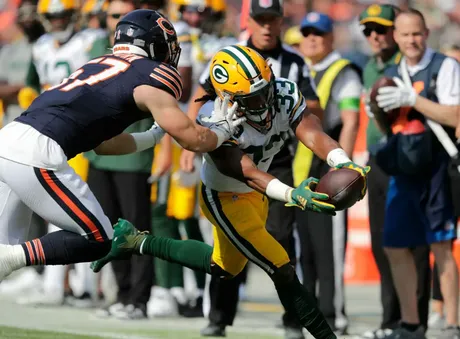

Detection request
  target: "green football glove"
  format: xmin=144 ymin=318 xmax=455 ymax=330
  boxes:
xmin=335 ymin=162 xmax=371 ymax=200
xmin=286 ymin=177 xmax=336 ymax=215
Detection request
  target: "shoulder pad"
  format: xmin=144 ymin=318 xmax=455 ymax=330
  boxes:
xmin=275 ymin=78 xmax=306 ymax=124
xmin=148 ymin=62 xmax=184 ymax=101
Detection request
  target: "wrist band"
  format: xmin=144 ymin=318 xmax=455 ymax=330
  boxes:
xmin=266 ymin=179 xmax=294 ymax=203
xmin=326 ymin=148 xmax=351 ymax=167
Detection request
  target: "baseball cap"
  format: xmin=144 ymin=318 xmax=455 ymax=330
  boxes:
xmin=250 ymin=0 xmax=283 ymax=18
xmin=359 ymin=4 xmax=396 ymax=27
xmin=300 ymin=12 xmax=333 ymax=34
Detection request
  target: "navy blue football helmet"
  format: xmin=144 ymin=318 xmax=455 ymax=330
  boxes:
xmin=114 ymin=9 xmax=181 ymax=68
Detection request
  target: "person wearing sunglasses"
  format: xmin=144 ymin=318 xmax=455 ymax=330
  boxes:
xmin=357 ymin=5 xmax=431 ymax=339
xmin=295 ymin=12 xmax=362 ymax=336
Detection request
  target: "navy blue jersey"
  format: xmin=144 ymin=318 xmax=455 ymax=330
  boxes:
xmin=16 ymin=53 xmax=183 ymax=160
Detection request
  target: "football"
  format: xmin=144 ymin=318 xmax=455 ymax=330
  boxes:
xmin=369 ymin=76 xmax=400 ymax=126
xmin=315 ymin=168 xmax=365 ymax=211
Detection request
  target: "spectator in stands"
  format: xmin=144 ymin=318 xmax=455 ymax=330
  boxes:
xmin=358 ymin=4 xmax=431 ymax=339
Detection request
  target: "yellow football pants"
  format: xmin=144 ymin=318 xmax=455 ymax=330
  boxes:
xmin=199 ymin=184 xmax=290 ymax=276
xmin=67 ymin=153 xmax=89 ymax=182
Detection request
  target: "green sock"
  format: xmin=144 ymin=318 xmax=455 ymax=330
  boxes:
xmin=141 ymin=235 xmax=213 ymax=275
xmin=275 ymin=274 xmax=336 ymax=339
xmin=181 ymin=218 xmax=206 ymax=289
xmin=151 ymin=205 xmax=184 ymax=289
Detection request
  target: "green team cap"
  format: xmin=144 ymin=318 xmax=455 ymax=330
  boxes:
xmin=359 ymin=4 xmax=396 ymax=27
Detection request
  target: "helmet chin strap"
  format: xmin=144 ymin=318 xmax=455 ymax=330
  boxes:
xmin=112 ymin=44 xmax=148 ymax=57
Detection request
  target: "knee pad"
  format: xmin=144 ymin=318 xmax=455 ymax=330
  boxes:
xmin=270 ymin=263 xmax=296 ymax=285
xmin=210 ymin=263 xmax=235 ymax=280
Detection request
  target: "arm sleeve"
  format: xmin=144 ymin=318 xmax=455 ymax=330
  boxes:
xmin=436 ymin=57 xmax=460 ymax=105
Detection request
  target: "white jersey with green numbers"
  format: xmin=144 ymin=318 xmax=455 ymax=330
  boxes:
xmin=29 ymin=28 xmax=108 ymax=90
xmin=197 ymin=78 xmax=307 ymax=193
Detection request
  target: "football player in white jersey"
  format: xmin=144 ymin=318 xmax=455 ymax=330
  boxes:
xmin=14 ymin=0 xmax=109 ymax=306
xmin=146 ymin=0 xmax=238 ymax=316
xmin=91 ymin=46 xmax=370 ymax=338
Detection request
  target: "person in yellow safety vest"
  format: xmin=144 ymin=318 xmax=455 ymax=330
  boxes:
xmin=293 ymin=12 xmax=362 ymax=335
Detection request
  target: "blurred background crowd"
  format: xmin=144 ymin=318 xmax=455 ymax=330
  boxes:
xmin=0 ymin=0 xmax=459 ymax=339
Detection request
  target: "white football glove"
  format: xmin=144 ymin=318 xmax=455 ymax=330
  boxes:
xmin=201 ymin=94 xmax=246 ymax=148
xmin=364 ymin=93 xmax=374 ymax=118
xmin=376 ymin=77 xmax=417 ymax=112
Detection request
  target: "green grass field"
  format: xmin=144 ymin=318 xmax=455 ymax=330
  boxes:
xmin=0 ymin=325 xmax=281 ymax=339
xmin=0 ymin=326 xmax=99 ymax=339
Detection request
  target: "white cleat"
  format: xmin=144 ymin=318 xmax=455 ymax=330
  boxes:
xmin=0 ymin=244 xmax=21 ymax=282
xmin=147 ymin=287 xmax=178 ymax=317
xmin=16 ymin=288 xmax=64 ymax=306
xmin=0 ymin=267 xmax=43 ymax=296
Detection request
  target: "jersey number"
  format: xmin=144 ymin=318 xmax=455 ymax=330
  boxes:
xmin=277 ymin=80 xmax=295 ymax=112
xmin=49 ymin=57 xmax=130 ymax=92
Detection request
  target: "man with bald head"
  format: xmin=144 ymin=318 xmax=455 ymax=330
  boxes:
xmin=375 ymin=9 xmax=460 ymax=339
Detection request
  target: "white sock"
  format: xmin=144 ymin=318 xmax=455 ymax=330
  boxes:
xmin=10 ymin=245 xmax=27 ymax=270
xmin=170 ymin=287 xmax=187 ymax=305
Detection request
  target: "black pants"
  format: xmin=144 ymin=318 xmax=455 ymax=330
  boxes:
xmin=296 ymin=155 xmax=347 ymax=326
xmin=367 ymin=156 xmax=431 ymax=329
xmin=87 ymin=166 xmax=153 ymax=307
xmin=207 ymin=165 xmax=299 ymax=328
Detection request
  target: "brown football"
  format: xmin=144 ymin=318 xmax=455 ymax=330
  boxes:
xmin=369 ymin=76 xmax=400 ymax=126
xmin=315 ymin=168 xmax=364 ymax=211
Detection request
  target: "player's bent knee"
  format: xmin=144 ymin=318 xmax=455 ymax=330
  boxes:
xmin=210 ymin=263 xmax=236 ymax=279
xmin=270 ymin=263 xmax=296 ymax=284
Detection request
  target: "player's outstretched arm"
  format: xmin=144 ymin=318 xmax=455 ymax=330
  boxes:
xmin=293 ymin=111 xmax=370 ymax=199
xmin=209 ymin=144 xmax=334 ymax=214
xmin=134 ymin=85 xmax=243 ymax=153
xmin=93 ymin=124 xmax=165 ymax=155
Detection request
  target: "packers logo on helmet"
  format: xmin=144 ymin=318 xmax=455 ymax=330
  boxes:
xmin=209 ymin=45 xmax=275 ymax=133
xmin=211 ymin=64 xmax=229 ymax=84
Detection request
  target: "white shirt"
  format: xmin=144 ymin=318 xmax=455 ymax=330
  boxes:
xmin=401 ymin=48 xmax=460 ymax=105
xmin=310 ymin=51 xmax=362 ymax=130
xmin=197 ymin=78 xmax=306 ymax=193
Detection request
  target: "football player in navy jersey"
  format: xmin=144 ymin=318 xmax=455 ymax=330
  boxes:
xmin=0 ymin=9 xmax=244 ymax=281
